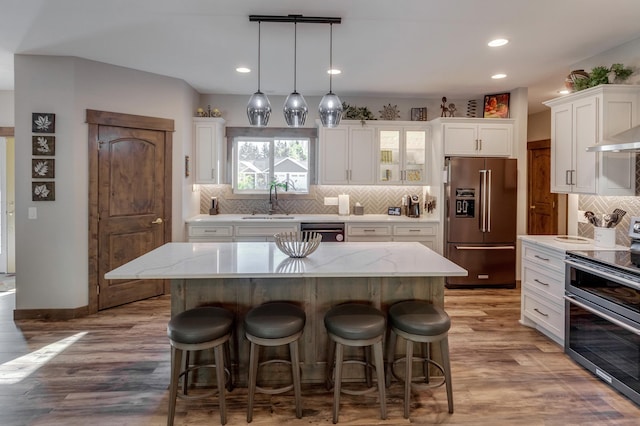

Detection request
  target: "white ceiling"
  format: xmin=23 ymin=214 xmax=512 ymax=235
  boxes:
xmin=2 ymin=0 xmax=640 ymax=114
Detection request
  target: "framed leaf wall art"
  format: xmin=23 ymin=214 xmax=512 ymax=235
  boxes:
xmin=32 ymin=159 xmax=55 ymax=179
xmin=32 ymin=113 xmax=55 ymax=133
xmin=32 ymin=181 xmax=55 ymax=201
xmin=32 ymin=136 xmax=56 ymax=156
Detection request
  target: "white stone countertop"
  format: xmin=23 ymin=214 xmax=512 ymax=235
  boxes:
xmin=518 ymin=234 xmax=628 ymax=252
xmin=105 ymin=241 xmax=467 ymax=280
xmin=186 ymin=213 xmax=439 ymax=224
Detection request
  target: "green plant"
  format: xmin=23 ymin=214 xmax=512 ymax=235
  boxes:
xmin=573 ymin=63 xmax=634 ymax=91
xmin=341 ymin=102 xmax=377 ymax=122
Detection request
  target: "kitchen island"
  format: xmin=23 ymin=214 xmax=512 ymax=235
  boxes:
xmin=106 ymin=241 xmax=466 ymax=384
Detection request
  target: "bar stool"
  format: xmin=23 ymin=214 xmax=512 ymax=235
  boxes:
xmin=324 ymin=303 xmax=387 ymax=424
xmin=386 ymin=300 xmax=453 ymax=419
xmin=244 ymin=302 xmax=305 ymax=423
xmin=167 ymin=306 xmax=234 ymax=426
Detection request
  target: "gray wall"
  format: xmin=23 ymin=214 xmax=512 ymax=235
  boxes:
xmin=0 ymin=90 xmax=14 ymax=126
xmin=13 ymin=55 xmax=199 ymax=310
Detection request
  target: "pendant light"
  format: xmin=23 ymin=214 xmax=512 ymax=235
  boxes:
xmin=283 ymin=20 xmax=308 ymax=127
xmin=247 ymin=21 xmax=271 ymax=126
xmin=318 ymin=23 xmax=342 ymax=128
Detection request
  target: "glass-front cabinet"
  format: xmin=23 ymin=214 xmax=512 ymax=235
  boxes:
xmin=378 ymin=127 xmax=429 ymax=185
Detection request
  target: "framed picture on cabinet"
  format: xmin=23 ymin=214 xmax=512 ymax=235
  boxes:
xmin=32 ymin=135 xmax=56 ymax=156
xmin=483 ymin=93 xmax=510 ymax=118
xmin=411 ymin=107 xmax=427 ymax=121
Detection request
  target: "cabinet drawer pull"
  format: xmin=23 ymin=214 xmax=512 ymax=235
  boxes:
xmin=204 ymin=229 xmax=218 ymax=233
xmin=534 ymin=254 xmax=550 ymax=261
xmin=533 ymin=308 xmax=548 ymax=317
xmin=363 ymin=229 xmax=376 ymax=232
xmin=408 ymin=229 xmax=421 ymax=232
xmin=534 ymin=278 xmax=550 ymax=286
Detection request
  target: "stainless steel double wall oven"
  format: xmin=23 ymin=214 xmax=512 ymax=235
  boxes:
xmin=565 ymin=250 xmax=640 ymax=406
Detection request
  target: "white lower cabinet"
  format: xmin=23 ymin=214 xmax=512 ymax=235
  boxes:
xmin=346 ymin=222 xmax=439 ymax=251
xmin=520 ymin=240 xmax=566 ymax=345
xmin=187 ymin=224 xmax=233 ymax=242
xmin=186 ymin=223 xmax=298 ymax=242
xmin=234 ymin=224 xmax=298 ymax=242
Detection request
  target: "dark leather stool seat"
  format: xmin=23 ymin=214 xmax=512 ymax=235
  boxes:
xmin=167 ymin=306 xmax=234 ymax=425
xmin=324 ymin=303 xmax=387 ymax=424
xmin=386 ymin=300 xmax=453 ymax=419
xmin=244 ymin=302 xmax=305 ymax=423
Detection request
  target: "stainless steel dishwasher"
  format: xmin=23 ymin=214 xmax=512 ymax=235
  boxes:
xmin=300 ymin=222 xmax=345 ymax=242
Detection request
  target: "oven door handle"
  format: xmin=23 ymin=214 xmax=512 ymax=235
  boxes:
xmin=565 ymin=259 xmax=640 ymax=292
xmin=564 ymin=294 xmax=640 ymax=337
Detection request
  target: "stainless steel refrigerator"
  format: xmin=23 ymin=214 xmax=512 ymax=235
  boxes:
xmin=444 ymin=157 xmax=517 ymax=288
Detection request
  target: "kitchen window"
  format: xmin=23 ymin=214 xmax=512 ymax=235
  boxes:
xmin=226 ymin=127 xmax=317 ymax=195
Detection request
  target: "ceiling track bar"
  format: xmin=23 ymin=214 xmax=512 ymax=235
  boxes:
xmin=249 ymin=14 xmax=341 ymax=24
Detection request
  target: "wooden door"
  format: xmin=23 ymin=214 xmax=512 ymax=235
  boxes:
xmin=87 ymin=110 xmax=173 ymax=312
xmin=527 ymin=139 xmax=558 ymax=235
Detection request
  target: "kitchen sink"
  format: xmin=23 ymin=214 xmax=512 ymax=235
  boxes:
xmin=241 ymin=216 xmax=295 ymax=220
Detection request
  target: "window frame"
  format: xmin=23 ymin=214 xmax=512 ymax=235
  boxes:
xmin=225 ymin=127 xmax=317 ymax=196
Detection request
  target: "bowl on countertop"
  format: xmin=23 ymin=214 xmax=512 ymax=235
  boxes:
xmin=274 ymin=231 xmax=322 ymax=258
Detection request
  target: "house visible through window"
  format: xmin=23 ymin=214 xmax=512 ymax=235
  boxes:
xmin=227 ymin=127 xmax=316 ymax=195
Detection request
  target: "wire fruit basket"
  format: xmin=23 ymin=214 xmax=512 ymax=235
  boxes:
xmin=274 ymin=231 xmax=322 ymax=258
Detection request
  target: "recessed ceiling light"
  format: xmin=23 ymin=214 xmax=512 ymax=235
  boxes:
xmin=488 ymin=38 xmax=509 ymax=47
xmin=328 ymin=69 xmax=341 ymax=75
xmin=236 ymin=67 xmax=251 ymax=73
xmin=491 ymin=73 xmax=507 ymax=79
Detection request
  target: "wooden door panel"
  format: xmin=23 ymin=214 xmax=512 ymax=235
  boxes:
xmin=97 ymin=125 xmax=167 ymax=310
xmin=527 ymin=140 xmax=558 ymax=235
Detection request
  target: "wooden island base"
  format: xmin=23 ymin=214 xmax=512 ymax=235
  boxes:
xmin=171 ymin=275 xmax=444 ymax=386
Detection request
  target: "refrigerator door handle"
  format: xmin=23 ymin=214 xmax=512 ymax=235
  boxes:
xmin=479 ymin=169 xmax=488 ymax=232
xmin=455 ymin=245 xmax=515 ymax=250
xmin=487 ymin=169 xmax=492 ymax=232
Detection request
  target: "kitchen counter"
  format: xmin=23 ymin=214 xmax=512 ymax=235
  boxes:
xmin=518 ymin=234 xmax=628 ymax=252
xmin=106 ymin=241 xmax=466 ymax=385
xmin=186 ymin=213 xmax=439 ymax=223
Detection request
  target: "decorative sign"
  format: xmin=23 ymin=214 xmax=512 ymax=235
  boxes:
xmin=32 ymin=159 xmax=55 ymax=179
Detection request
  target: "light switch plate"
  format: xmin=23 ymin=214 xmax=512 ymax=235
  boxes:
xmin=28 ymin=207 xmax=37 ymax=219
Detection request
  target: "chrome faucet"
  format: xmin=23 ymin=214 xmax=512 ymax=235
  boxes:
xmin=268 ymin=182 xmax=278 ymax=215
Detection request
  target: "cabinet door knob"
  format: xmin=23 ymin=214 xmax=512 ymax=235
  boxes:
xmin=151 ymin=217 xmax=163 ymax=224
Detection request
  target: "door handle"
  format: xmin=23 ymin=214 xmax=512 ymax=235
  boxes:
xmin=529 ymin=205 xmax=536 ymax=209
xmin=151 ymin=218 xmax=163 ymax=224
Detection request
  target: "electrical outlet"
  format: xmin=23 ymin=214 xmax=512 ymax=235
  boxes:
xmin=324 ymin=197 xmax=339 ymax=206
xmin=577 ymin=210 xmax=588 ymax=224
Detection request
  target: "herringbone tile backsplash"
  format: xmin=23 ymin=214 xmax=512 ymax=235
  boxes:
xmin=200 ymin=185 xmax=432 ymax=216
xmin=578 ymin=195 xmax=640 ymax=247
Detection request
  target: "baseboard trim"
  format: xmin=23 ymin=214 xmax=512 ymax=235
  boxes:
xmin=14 ymin=306 xmax=90 ymax=320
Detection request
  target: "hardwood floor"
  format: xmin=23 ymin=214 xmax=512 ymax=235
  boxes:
xmin=1 ymin=287 xmax=638 ymax=425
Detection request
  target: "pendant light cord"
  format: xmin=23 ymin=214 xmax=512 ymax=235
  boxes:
xmin=329 ymin=23 xmax=333 ymax=94
xmin=257 ymin=21 xmax=262 ymax=92
xmin=293 ymin=20 xmax=298 ymax=93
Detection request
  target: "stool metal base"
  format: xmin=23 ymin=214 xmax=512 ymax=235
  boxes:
xmin=386 ymin=327 xmax=453 ymax=419
xmin=326 ymin=332 xmax=387 ymax=424
xmin=168 ymin=333 xmax=232 ymax=425
xmin=246 ymin=330 xmax=303 ymax=423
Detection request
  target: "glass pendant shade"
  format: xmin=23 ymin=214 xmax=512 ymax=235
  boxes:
xmin=284 ymin=21 xmax=308 ymax=127
xmin=284 ymin=91 xmax=308 ymax=127
xmin=319 ymin=92 xmax=342 ymax=128
xmin=247 ymin=21 xmax=270 ymax=126
xmin=319 ymin=23 xmax=341 ymax=128
xmin=247 ymin=91 xmax=271 ymax=126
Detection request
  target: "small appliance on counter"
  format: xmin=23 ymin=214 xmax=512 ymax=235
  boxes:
xmin=407 ymin=194 xmax=420 ymax=218
xmin=209 ymin=197 xmax=219 ymax=215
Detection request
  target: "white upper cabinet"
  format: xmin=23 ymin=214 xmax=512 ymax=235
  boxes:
xmin=434 ymin=118 xmax=514 ymax=157
xmin=377 ymin=125 xmax=430 ymax=185
xmin=543 ymin=85 xmax=640 ymax=195
xmin=318 ymin=122 xmax=376 ymax=185
xmin=194 ymin=117 xmax=225 ymax=184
